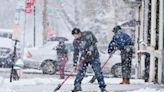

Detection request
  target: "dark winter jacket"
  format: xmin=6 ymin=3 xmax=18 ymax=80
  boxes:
xmin=73 ymin=31 xmax=99 ymax=64
xmin=56 ymin=44 xmax=68 ymax=59
xmin=108 ymin=31 xmax=134 ymax=54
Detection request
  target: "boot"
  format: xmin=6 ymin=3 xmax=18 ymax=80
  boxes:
xmin=120 ymin=79 xmax=130 ymax=84
xmin=71 ymin=86 xmax=82 ymax=92
xmin=124 ymin=78 xmax=130 ymax=84
xmin=60 ymin=75 xmax=64 ymax=79
xmin=100 ymin=87 xmax=108 ymax=92
xmin=120 ymin=79 xmax=126 ymax=84
xmin=60 ymin=77 xmax=64 ymax=79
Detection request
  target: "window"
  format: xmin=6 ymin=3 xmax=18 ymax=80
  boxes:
xmin=147 ymin=0 xmax=151 ymax=46
xmin=155 ymin=0 xmax=160 ymax=50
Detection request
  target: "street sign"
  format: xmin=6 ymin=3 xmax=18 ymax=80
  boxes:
xmin=47 ymin=6 xmax=60 ymax=16
xmin=25 ymin=0 xmax=35 ymax=8
xmin=24 ymin=8 xmax=32 ymax=13
xmin=24 ymin=0 xmax=36 ymax=14
xmin=16 ymin=0 xmax=26 ymax=11
xmin=47 ymin=25 xmax=55 ymax=38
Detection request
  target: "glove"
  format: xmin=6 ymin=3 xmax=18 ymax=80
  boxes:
xmin=86 ymin=51 xmax=92 ymax=56
xmin=73 ymin=63 xmax=77 ymax=67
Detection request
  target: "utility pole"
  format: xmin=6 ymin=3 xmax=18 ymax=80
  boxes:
xmin=33 ymin=5 xmax=36 ymax=47
xmin=24 ymin=0 xmax=36 ymax=47
xmin=42 ymin=0 xmax=48 ymax=44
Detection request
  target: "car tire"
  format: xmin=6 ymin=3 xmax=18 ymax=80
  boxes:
xmin=41 ymin=60 xmax=57 ymax=75
xmin=111 ymin=63 xmax=122 ymax=77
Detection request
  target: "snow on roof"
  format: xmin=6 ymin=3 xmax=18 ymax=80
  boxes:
xmin=0 ymin=37 xmax=13 ymax=48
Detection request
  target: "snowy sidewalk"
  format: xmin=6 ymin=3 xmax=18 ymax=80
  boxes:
xmin=0 ymin=76 xmax=164 ymax=92
xmin=8 ymin=83 xmax=164 ymax=92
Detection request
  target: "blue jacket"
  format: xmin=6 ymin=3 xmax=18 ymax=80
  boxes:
xmin=108 ymin=31 xmax=134 ymax=54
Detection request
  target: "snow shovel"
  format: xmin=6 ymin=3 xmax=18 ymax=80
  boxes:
xmin=53 ymin=57 xmax=87 ymax=92
xmin=89 ymin=54 xmax=113 ymax=83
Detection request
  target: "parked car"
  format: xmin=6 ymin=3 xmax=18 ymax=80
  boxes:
xmin=0 ymin=29 xmax=16 ymax=68
xmin=23 ymin=41 xmax=58 ymax=75
xmin=23 ymin=39 xmax=136 ymax=77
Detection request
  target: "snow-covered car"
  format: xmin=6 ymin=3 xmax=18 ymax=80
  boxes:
xmin=23 ymin=39 xmax=136 ymax=77
xmin=23 ymin=41 xmax=58 ymax=75
xmin=0 ymin=29 xmax=15 ymax=68
xmin=23 ymin=40 xmax=74 ymax=74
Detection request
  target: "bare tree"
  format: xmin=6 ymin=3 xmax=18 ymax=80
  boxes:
xmin=57 ymin=0 xmax=76 ymax=29
xmin=74 ymin=0 xmax=79 ymax=27
xmin=42 ymin=0 xmax=48 ymax=44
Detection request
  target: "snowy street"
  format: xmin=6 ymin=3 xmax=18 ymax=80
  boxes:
xmin=0 ymin=0 xmax=164 ymax=92
xmin=8 ymin=82 xmax=164 ymax=92
xmin=0 ymin=68 xmax=164 ymax=92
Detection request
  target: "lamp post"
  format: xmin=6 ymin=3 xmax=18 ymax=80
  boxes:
xmin=33 ymin=5 xmax=36 ymax=47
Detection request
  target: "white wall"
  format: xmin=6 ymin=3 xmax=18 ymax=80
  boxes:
xmin=0 ymin=0 xmax=16 ymax=28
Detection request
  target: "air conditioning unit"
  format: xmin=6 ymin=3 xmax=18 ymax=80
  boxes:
xmin=124 ymin=0 xmax=141 ymax=4
xmin=123 ymin=0 xmax=142 ymax=7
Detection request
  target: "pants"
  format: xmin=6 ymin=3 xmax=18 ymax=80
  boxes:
xmin=121 ymin=47 xmax=133 ymax=79
xmin=59 ymin=57 xmax=67 ymax=79
xmin=74 ymin=58 xmax=106 ymax=89
xmin=144 ymin=53 xmax=150 ymax=82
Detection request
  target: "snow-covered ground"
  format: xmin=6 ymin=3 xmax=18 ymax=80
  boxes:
xmin=128 ymin=88 xmax=164 ymax=92
xmin=0 ymin=57 xmax=163 ymax=92
xmin=0 ymin=74 xmax=164 ymax=92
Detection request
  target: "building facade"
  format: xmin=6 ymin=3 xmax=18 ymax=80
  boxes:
xmin=135 ymin=0 xmax=164 ymax=83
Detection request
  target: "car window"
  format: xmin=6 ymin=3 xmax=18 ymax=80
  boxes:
xmin=0 ymin=31 xmax=12 ymax=39
xmin=0 ymin=33 xmax=8 ymax=38
xmin=40 ymin=42 xmax=58 ymax=49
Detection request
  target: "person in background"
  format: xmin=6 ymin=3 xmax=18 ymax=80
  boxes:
xmin=108 ymin=26 xmax=134 ymax=84
xmin=13 ymin=59 xmax=24 ymax=80
xmin=56 ymin=41 xmax=68 ymax=79
xmin=137 ymin=41 xmax=150 ymax=82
